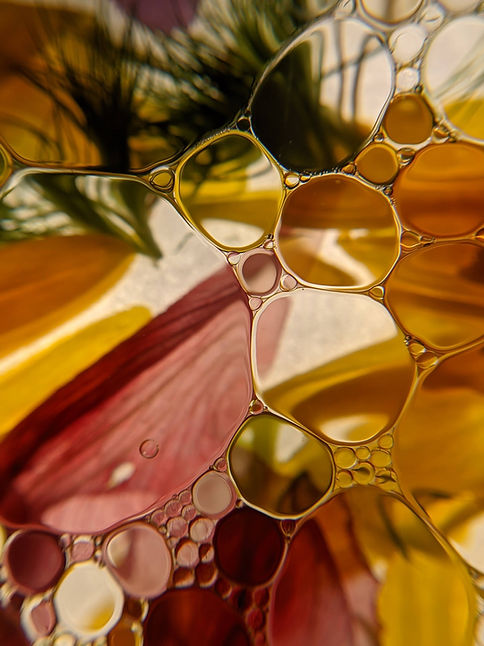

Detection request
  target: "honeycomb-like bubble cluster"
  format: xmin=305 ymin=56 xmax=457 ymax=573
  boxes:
xmin=0 ymin=0 xmax=483 ymax=644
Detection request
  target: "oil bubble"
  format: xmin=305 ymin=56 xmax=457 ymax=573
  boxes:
xmin=139 ymin=439 xmax=159 ymax=459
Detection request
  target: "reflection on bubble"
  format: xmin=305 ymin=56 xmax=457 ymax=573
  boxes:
xmin=229 ymin=413 xmax=334 ymax=516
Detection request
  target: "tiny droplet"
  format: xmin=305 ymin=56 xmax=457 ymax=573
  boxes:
xmin=139 ymin=439 xmax=159 ymax=459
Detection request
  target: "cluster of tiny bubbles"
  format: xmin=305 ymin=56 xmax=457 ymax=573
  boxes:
xmin=0 ymin=0 xmax=483 ymax=643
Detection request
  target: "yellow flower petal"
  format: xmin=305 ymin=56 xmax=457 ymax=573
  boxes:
xmin=0 ymin=307 xmax=150 ymax=436
xmin=347 ymin=487 xmax=476 ymax=646
xmin=0 ymin=234 xmax=133 ymax=357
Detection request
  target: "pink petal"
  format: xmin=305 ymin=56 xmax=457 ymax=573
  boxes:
xmin=0 ymin=267 xmax=252 ymax=533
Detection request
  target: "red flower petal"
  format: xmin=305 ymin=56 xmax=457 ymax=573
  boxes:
xmin=0 ymin=267 xmax=252 ymax=533
xmin=270 ymin=496 xmax=379 ymax=646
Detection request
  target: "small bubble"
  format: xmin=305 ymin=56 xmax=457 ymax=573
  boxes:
xmin=400 ymin=230 xmax=421 ymax=249
xmin=214 ymin=457 xmax=227 ymax=472
xmin=71 ymin=539 xmax=94 ymax=562
xmin=165 ymin=499 xmax=182 ymax=516
xmin=150 ymin=509 xmax=165 ymax=526
xmin=247 ymin=608 xmax=265 ymax=631
xmin=416 ymin=352 xmax=439 ymax=369
xmin=396 ymin=67 xmax=420 ymax=92
xmin=176 ymin=540 xmax=199 ymax=568
xmin=182 ymin=505 xmax=197 ymax=522
xmin=254 ymin=587 xmax=269 ymax=607
xmin=173 ymin=568 xmax=195 ymax=588
xmin=408 ymin=340 xmax=426 ymax=358
xmin=341 ymin=162 xmax=356 ymax=174
xmin=54 ymin=635 xmax=76 ymax=646
xmin=280 ymin=519 xmax=296 ymax=535
xmin=389 ymin=25 xmax=426 ymax=64
xmin=249 ymin=399 xmax=264 ymax=414
xmin=139 ymin=439 xmax=159 ymax=459
xmin=190 ymin=518 xmax=214 ymax=543
xmin=334 ymin=0 xmax=355 ymax=17
xmin=370 ymin=449 xmax=392 ymax=468
xmin=199 ymin=544 xmax=214 ymax=563
xmin=375 ymin=469 xmax=397 ymax=488
xmin=232 ymin=588 xmax=252 ymax=610
xmin=179 ymin=490 xmax=192 ymax=505
xmin=284 ymin=173 xmax=300 ymax=188
xmin=355 ymin=446 xmax=371 ymax=461
xmin=196 ymin=561 xmax=217 ymax=587
xmin=249 ymin=297 xmax=263 ymax=310
xmin=215 ymin=577 xmax=232 ymax=598
xmin=150 ymin=169 xmax=174 ymax=190
xmin=281 ymin=275 xmax=297 ymax=291
xmin=369 ymin=285 xmax=385 ymax=300
xmin=299 ymin=175 xmax=311 ymax=183
xmin=336 ymin=470 xmax=353 ymax=488
xmin=397 ymin=148 xmax=415 ymax=165
xmin=352 ymin=462 xmax=375 ymax=485
xmin=378 ymin=434 xmax=394 ymax=449
xmin=334 ymin=447 xmax=357 ymax=469
xmin=167 ymin=516 xmax=188 ymax=538
xmin=125 ymin=598 xmax=149 ymax=620
xmin=227 ymin=252 xmax=241 ymax=265
xmin=432 ymin=123 xmax=452 ymax=142
xmin=419 ymin=4 xmax=445 ymax=31
xmin=237 ymin=116 xmax=251 ymax=131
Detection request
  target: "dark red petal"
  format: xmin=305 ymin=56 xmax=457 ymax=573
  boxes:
xmin=145 ymin=588 xmax=250 ymax=646
xmin=0 ymin=602 xmax=28 ymax=646
xmin=214 ymin=508 xmax=285 ymax=586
